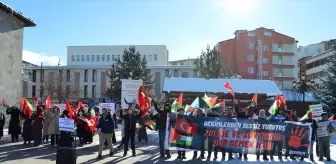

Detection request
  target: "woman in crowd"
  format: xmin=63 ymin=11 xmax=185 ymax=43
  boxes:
xmin=6 ymin=106 xmax=21 ymax=142
xmin=22 ymin=111 xmax=32 ymax=144
xmin=45 ymin=105 xmax=61 ymax=147
xmin=32 ymin=106 xmax=44 ymax=146
xmin=75 ymin=107 xmax=86 ymax=146
xmin=0 ymin=110 xmax=5 ymax=140
xmin=42 ymin=106 xmax=50 ymax=143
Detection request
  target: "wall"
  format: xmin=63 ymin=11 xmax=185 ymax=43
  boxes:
xmin=0 ymin=10 xmax=24 ymax=106
xmin=67 ymin=45 xmax=169 ymax=67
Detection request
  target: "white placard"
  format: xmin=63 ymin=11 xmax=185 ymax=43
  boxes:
xmin=54 ymin=104 xmax=66 ymax=112
xmin=99 ymin=103 xmax=115 ymax=113
xmin=59 ymin=118 xmax=75 ymax=132
xmin=309 ymin=104 xmax=323 ymax=121
xmin=121 ymin=79 xmax=143 ymax=109
xmin=317 ymin=121 xmax=329 ymax=137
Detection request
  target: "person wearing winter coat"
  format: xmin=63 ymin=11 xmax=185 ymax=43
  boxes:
xmin=59 ymin=110 xmax=73 ymax=147
xmin=119 ymin=108 xmax=142 ymax=157
xmin=137 ymin=118 xmax=148 ymax=143
xmin=6 ymin=106 xmax=21 ymax=142
xmin=22 ymin=113 xmax=33 ymax=144
xmin=317 ymin=112 xmax=331 ymax=162
xmin=192 ymin=108 xmax=205 ymax=160
xmin=0 ymin=110 xmax=5 ymax=140
xmin=206 ymin=109 xmax=221 ymax=161
xmin=256 ymin=109 xmax=269 ymax=161
xmin=97 ymin=108 xmax=115 ymax=159
xmin=300 ymin=111 xmax=317 ymax=161
xmin=45 ymin=105 xmax=61 ymax=147
xmin=153 ymin=102 xmax=171 ymax=158
xmin=172 ymin=108 xmax=187 ymax=160
xmin=42 ymin=106 xmax=50 ymax=143
xmin=32 ymin=107 xmax=44 ymax=146
xmin=268 ymin=108 xmax=285 ymax=161
xmin=222 ymin=107 xmax=234 ymax=161
xmin=234 ymin=104 xmax=249 ymax=160
xmin=75 ymin=108 xmax=86 ymax=146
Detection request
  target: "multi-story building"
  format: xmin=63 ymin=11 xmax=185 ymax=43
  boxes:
xmin=217 ymin=27 xmax=297 ymax=90
xmin=0 ymin=2 xmax=35 ymax=105
xmin=169 ymin=58 xmax=196 ymax=66
xmin=23 ymin=45 xmax=197 ymax=100
xmin=305 ymin=48 xmax=335 ymax=84
xmin=294 ymin=39 xmax=336 ymax=79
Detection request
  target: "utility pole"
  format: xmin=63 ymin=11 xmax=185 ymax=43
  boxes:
xmin=39 ymin=62 xmax=43 ymax=103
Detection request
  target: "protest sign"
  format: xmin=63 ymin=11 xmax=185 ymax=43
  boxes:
xmin=165 ymin=116 xmax=311 ymax=158
xmin=59 ymin=118 xmax=75 ymax=132
xmin=317 ymin=120 xmax=336 ymax=137
xmin=309 ymin=104 xmax=323 ymax=121
xmin=121 ymin=79 xmax=143 ymax=109
xmin=98 ymin=103 xmax=115 ymax=113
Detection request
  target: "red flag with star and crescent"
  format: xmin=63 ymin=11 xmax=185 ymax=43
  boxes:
xmin=224 ymin=81 xmax=235 ymax=98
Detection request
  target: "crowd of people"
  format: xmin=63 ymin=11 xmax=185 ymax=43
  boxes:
xmin=0 ymin=98 xmax=332 ymax=162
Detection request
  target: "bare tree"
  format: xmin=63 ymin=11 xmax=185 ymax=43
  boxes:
xmin=45 ymin=69 xmax=79 ymax=103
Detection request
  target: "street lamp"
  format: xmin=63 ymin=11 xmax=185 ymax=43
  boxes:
xmin=292 ymin=73 xmax=315 ymax=110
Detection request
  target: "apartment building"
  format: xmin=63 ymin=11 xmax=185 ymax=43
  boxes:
xmin=295 ymin=39 xmax=336 ymax=79
xmin=0 ymin=2 xmax=35 ymax=105
xmin=217 ymin=27 xmax=297 ymax=89
xmin=169 ymin=58 xmax=196 ymax=66
xmin=305 ymin=48 xmax=335 ymax=84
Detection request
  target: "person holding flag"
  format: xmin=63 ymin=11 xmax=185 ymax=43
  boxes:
xmin=153 ymin=102 xmax=171 ymax=158
xmin=42 ymin=105 xmax=50 ymax=143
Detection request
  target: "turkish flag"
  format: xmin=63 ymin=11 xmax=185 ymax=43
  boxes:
xmin=45 ymin=95 xmax=52 ymax=109
xmin=224 ymin=81 xmax=235 ymax=98
xmin=175 ymin=117 xmax=198 ymax=135
xmin=65 ymin=100 xmax=75 ymax=119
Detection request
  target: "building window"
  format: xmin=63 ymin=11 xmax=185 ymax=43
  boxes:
xmin=154 ymin=54 xmax=157 ymax=61
xmin=193 ymin=70 xmax=197 ymax=78
xmin=86 ymin=55 xmax=90 ymax=62
xmin=264 ymin=31 xmax=272 ymax=36
xmin=262 ymin=71 xmax=268 ymax=76
xmin=92 ymin=85 xmax=96 ymax=98
xmin=32 ymin=70 xmax=36 ymax=82
xmin=91 ymin=55 xmax=95 ymax=61
xmin=92 ymin=70 xmax=97 ymax=82
xmin=71 ymin=55 xmax=75 ymax=62
xmin=148 ymin=55 xmax=152 ymax=61
xmin=76 ymin=55 xmax=80 ymax=61
xmin=32 ymin=85 xmax=36 ymax=97
xmin=112 ymin=55 xmax=115 ymax=61
xmin=81 ymin=55 xmax=85 ymax=61
xmin=84 ymin=70 xmax=88 ymax=82
xmin=247 ymin=54 xmax=254 ymax=61
xmin=165 ymin=70 xmax=169 ymax=77
xmin=182 ymin=72 xmax=188 ymax=78
xmin=102 ymin=55 xmax=105 ymax=61
xmin=107 ymin=55 xmax=110 ymax=61
xmin=262 ymin=58 xmax=268 ymax=63
xmin=278 ymin=43 xmax=282 ymax=52
xmin=263 ymin=46 xmax=268 ymax=51
xmin=247 ymin=42 xmax=254 ymax=49
xmin=96 ymin=55 xmax=100 ymax=62
xmin=66 ymin=69 xmax=70 ymax=82
xmin=248 ymin=67 xmax=254 ymax=74
xmin=248 ymin=31 xmax=256 ymax=37
xmin=173 ymin=70 xmax=178 ymax=77
xmin=84 ymin=85 xmax=88 ymax=98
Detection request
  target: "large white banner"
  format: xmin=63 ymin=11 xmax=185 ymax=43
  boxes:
xmin=121 ymin=79 xmax=143 ymax=109
xmin=99 ymin=103 xmax=115 ymax=113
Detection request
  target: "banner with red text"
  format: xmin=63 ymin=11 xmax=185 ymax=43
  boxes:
xmin=165 ymin=116 xmax=312 ymax=158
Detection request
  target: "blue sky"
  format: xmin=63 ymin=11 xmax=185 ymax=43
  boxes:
xmin=3 ymin=0 xmax=336 ymax=65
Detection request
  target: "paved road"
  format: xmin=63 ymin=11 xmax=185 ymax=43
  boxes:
xmin=0 ymin=128 xmax=335 ymax=164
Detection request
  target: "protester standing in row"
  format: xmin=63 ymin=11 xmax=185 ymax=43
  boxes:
xmin=300 ymin=110 xmax=317 ymax=161
xmin=153 ymin=102 xmax=171 ymax=158
xmin=222 ymin=107 xmax=234 ymax=160
xmin=22 ymin=112 xmax=32 ymax=144
xmin=6 ymin=106 xmax=21 ymax=142
xmin=42 ymin=107 xmax=50 ymax=143
xmin=317 ymin=112 xmax=331 ymax=161
xmin=268 ymin=107 xmax=285 ymax=161
xmin=97 ymin=108 xmax=115 ymax=159
xmin=32 ymin=106 xmax=44 ymax=146
xmin=45 ymin=106 xmax=61 ymax=147
xmin=75 ymin=108 xmax=86 ymax=146
xmin=256 ymin=109 xmax=269 ymax=161
xmin=0 ymin=110 xmax=5 ymax=140
xmin=235 ymin=106 xmax=249 ymax=160
xmin=59 ymin=110 xmax=73 ymax=147
xmin=192 ymin=108 xmax=205 ymax=160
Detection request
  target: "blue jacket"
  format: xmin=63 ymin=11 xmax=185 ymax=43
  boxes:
xmin=268 ymin=114 xmax=285 ymax=123
xmin=97 ymin=114 xmax=115 ymax=134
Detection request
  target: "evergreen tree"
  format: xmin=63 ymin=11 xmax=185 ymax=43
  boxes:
xmin=106 ymin=46 xmax=154 ymax=100
xmin=317 ymin=51 xmax=336 ymax=114
xmin=194 ymin=45 xmax=235 ymax=78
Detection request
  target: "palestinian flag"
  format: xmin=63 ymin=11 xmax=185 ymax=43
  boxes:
xmin=171 ymin=93 xmax=183 ymax=113
xmin=202 ymin=94 xmax=218 ymax=108
xmin=184 ymin=104 xmax=195 ymax=114
xmin=213 ymin=99 xmax=225 ymax=108
xmin=190 ymin=97 xmax=199 ymax=108
xmin=145 ymin=121 xmax=156 ymax=130
xmin=249 ymin=92 xmax=258 ymax=107
xmin=169 ymin=117 xmax=198 ymax=148
xmin=300 ymin=109 xmax=312 ymax=121
xmin=268 ymin=94 xmax=285 ymax=115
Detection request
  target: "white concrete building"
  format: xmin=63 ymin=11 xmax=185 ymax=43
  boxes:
xmin=67 ymin=45 xmax=169 ymax=66
xmin=0 ymin=2 xmax=35 ymax=105
xmin=169 ymin=58 xmax=196 ymax=66
xmin=305 ymin=48 xmax=335 ymax=84
xmin=23 ymin=65 xmax=196 ymax=100
xmin=294 ymin=39 xmax=336 ymax=79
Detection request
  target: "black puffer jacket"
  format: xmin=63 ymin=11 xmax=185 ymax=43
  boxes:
xmin=120 ymin=110 xmax=142 ymax=135
xmin=153 ymin=102 xmax=171 ymax=130
xmin=301 ymin=118 xmax=317 ymax=140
